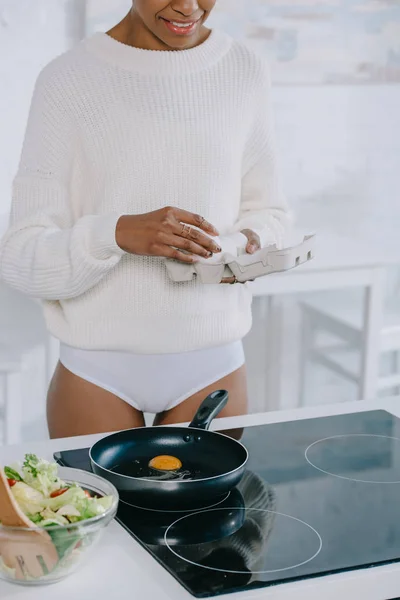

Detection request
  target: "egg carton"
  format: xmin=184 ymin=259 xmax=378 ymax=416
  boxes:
xmin=166 ymin=234 xmax=316 ymax=284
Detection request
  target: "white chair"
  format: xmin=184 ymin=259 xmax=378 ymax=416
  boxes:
xmin=298 ymin=290 xmax=400 ymax=405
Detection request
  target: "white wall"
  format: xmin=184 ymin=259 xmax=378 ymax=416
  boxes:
xmin=0 ymin=0 xmax=71 ymax=216
xmin=274 ymin=85 xmax=400 ymax=239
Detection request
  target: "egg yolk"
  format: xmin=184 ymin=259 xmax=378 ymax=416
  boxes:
xmin=149 ymin=455 xmax=182 ymax=471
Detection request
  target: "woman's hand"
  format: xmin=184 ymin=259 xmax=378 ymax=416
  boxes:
xmin=116 ymin=207 xmax=221 ymax=263
xmin=221 ymin=229 xmax=261 ymax=284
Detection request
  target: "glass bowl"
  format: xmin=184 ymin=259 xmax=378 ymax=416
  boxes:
xmin=0 ymin=467 xmax=119 ymax=586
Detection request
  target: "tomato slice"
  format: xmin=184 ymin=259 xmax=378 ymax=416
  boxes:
xmin=50 ymin=487 xmax=68 ymax=498
xmin=7 ymin=479 xmax=16 ymax=487
xmin=84 ymin=490 xmax=92 ymax=498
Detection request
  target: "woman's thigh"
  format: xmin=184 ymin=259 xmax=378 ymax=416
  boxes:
xmin=47 ymin=362 xmax=145 ymax=439
xmin=153 ymin=365 xmax=248 ymax=426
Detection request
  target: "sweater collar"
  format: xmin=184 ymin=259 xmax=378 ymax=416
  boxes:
xmin=84 ymin=29 xmax=232 ymax=76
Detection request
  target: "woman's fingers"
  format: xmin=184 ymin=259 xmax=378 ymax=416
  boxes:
xmin=172 ymin=208 xmax=219 ymax=236
xmin=241 ymin=229 xmax=261 ymax=254
xmin=161 ymin=233 xmax=213 ymax=258
xmin=172 ymin=222 xmax=221 ymax=254
xmin=159 ymin=207 xmax=220 ymax=253
xmin=162 ymin=245 xmax=198 ymax=264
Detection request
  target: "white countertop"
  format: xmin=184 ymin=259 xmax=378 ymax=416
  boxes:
xmin=2 ymin=399 xmax=400 ymax=600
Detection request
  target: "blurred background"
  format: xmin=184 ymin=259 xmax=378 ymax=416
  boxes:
xmin=0 ymin=0 xmax=399 ymax=445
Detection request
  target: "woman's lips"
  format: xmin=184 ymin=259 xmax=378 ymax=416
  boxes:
xmin=161 ymin=18 xmax=200 ymax=36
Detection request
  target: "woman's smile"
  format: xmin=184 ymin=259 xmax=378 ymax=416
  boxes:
xmin=160 ymin=17 xmax=202 ymax=37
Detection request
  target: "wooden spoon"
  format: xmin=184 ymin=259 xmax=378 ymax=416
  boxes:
xmin=0 ymin=468 xmax=59 ymax=580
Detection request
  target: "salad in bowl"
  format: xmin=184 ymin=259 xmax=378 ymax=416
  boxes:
xmin=0 ymin=454 xmax=119 ymax=585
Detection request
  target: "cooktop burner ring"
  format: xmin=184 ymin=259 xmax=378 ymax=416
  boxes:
xmin=164 ymin=508 xmax=322 ymax=574
xmin=305 ymin=434 xmax=400 ymax=483
xmin=119 ymin=492 xmax=231 ymax=513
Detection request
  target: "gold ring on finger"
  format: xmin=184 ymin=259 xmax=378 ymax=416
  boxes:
xmin=181 ymin=224 xmax=191 ymax=237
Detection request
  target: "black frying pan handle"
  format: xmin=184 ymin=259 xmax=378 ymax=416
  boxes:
xmin=189 ymin=390 xmax=229 ymax=430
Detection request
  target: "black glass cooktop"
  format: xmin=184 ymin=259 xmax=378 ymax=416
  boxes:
xmin=55 ymin=410 xmax=400 ymax=598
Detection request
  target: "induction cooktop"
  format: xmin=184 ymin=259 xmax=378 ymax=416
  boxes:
xmin=55 ymin=410 xmax=400 ymax=598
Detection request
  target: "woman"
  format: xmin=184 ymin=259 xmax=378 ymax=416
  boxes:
xmin=0 ymin=1 xmax=291 ymax=438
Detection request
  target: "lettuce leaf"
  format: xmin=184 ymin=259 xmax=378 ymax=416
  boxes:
xmin=11 ymin=482 xmax=46 ymax=515
xmin=21 ymin=454 xmax=64 ymax=497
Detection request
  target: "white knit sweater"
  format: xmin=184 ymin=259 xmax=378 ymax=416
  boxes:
xmin=0 ymin=30 xmax=291 ymax=354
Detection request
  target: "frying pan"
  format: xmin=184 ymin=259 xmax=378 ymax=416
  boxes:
xmin=89 ymin=390 xmax=248 ymax=508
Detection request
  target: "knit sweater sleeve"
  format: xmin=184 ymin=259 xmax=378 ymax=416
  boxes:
xmin=230 ymin=60 xmax=293 ymax=248
xmin=0 ymin=68 xmax=125 ymax=301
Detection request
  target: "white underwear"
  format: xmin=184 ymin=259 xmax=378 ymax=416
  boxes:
xmin=59 ymin=341 xmax=245 ymax=414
